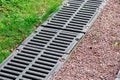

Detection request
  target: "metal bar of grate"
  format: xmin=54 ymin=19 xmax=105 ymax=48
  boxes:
xmin=0 ymin=0 xmax=106 ymax=80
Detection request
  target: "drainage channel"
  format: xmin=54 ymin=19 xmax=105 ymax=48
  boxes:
xmin=0 ymin=0 xmax=106 ymax=80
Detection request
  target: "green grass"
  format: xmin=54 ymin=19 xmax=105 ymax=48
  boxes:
xmin=0 ymin=0 xmax=63 ymax=63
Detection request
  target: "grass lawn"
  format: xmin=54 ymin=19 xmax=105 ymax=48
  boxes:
xmin=0 ymin=0 xmax=63 ymax=63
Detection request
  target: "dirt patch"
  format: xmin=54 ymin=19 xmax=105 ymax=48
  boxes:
xmin=52 ymin=0 xmax=120 ymax=80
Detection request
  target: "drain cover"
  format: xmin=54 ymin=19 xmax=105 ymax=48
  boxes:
xmin=0 ymin=0 xmax=106 ymax=80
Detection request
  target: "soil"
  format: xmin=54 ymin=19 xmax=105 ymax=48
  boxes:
xmin=52 ymin=0 xmax=120 ymax=80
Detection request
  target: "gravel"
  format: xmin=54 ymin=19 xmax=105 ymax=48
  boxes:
xmin=52 ymin=0 xmax=120 ymax=80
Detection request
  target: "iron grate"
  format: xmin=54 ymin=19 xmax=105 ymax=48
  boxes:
xmin=0 ymin=27 xmax=84 ymax=80
xmin=0 ymin=0 xmax=106 ymax=80
xmin=42 ymin=0 xmax=104 ymax=33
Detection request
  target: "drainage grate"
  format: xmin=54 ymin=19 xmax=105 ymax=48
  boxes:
xmin=0 ymin=0 xmax=106 ymax=80
xmin=42 ymin=0 xmax=105 ymax=33
xmin=0 ymin=27 xmax=84 ymax=80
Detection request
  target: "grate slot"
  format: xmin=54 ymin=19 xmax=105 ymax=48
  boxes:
xmin=0 ymin=72 xmax=16 ymax=80
xmin=32 ymin=64 xmax=52 ymax=71
xmin=64 ymin=27 xmax=84 ymax=33
xmin=17 ymin=53 xmax=35 ymax=59
xmin=55 ymin=13 xmax=71 ymax=18
xmin=59 ymin=32 xmax=76 ymax=37
xmin=25 ymin=44 xmax=46 ymax=50
xmin=66 ymin=26 xmax=83 ymax=30
xmin=26 ymin=42 xmax=45 ymax=48
xmin=14 ymin=56 xmax=32 ymax=62
xmin=85 ymin=3 xmax=100 ymax=6
xmin=76 ymin=12 xmax=93 ymax=17
xmin=11 ymin=59 xmax=29 ymax=65
xmin=0 ymin=69 xmax=19 ymax=76
xmin=82 ymin=6 xmax=98 ymax=10
xmin=70 ymin=21 xmax=87 ymax=25
xmin=74 ymin=15 xmax=91 ymax=19
xmin=22 ymin=74 xmax=43 ymax=80
xmin=39 ymin=32 xmax=55 ymax=36
xmin=31 ymin=38 xmax=49 ymax=44
xmin=68 ymin=23 xmax=84 ymax=28
xmin=59 ymin=10 xmax=75 ymax=14
xmin=72 ymin=18 xmax=89 ymax=22
xmin=80 ymin=8 xmax=96 ymax=11
xmin=47 ymin=22 xmax=64 ymax=27
xmin=59 ymin=8 xmax=76 ymax=12
xmin=4 ymin=66 xmax=23 ymax=72
xmin=35 ymin=34 xmax=53 ymax=39
xmin=80 ymin=9 xmax=96 ymax=13
xmin=7 ymin=62 xmax=26 ymax=69
xmin=65 ymin=2 xmax=80 ymax=7
xmin=44 ymin=51 xmax=63 ymax=57
xmin=41 ymin=25 xmax=62 ymax=30
xmin=41 ymin=54 xmax=59 ymax=60
xmin=26 ymin=70 xmax=46 ymax=78
xmin=21 ymin=50 xmax=39 ymax=56
xmin=38 ymin=57 xmax=57 ymax=64
xmin=29 ymin=67 xmax=49 ymax=74
xmin=23 ymin=47 xmax=41 ymax=53
xmin=53 ymin=16 xmax=70 ymax=20
xmin=81 ymin=7 xmax=97 ymax=11
xmin=49 ymin=20 xmax=66 ymax=25
xmin=56 ymin=12 xmax=72 ymax=18
xmin=41 ymin=29 xmax=57 ymax=34
xmin=68 ymin=0 xmax=83 ymax=3
xmin=0 ymin=76 xmax=12 ymax=80
xmin=33 ymin=36 xmax=50 ymax=41
xmin=77 ymin=11 xmax=94 ymax=15
xmin=47 ymin=46 xmax=66 ymax=52
xmin=84 ymin=4 xmax=100 ymax=8
xmin=52 ymin=40 xmax=70 ymax=45
xmin=68 ymin=23 xmax=85 ymax=27
xmin=57 ymin=34 xmax=74 ymax=39
xmin=87 ymin=0 xmax=102 ymax=3
xmin=31 ymin=39 xmax=48 ymax=44
xmin=67 ymin=25 xmax=83 ymax=29
xmin=85 ymin=3 xmax=100 ymax=7
xmin=55 ymin=37 xmax=72 ymax=42
xmin=61 ymin=6 xmax=78 ymax=10
xmin=35 ymin=61 xmax=54 ymax=67
xmin=50 ymin=43 xmax=68 ymax=48
xmin=51 ymin=18 xmax=68 ymax=22
xmin=69 ymin=1 xmax=82 ymax=4
xmin=25 ymin=45 xmax=44 ymax=51
xmin=57 ymin=11 xmax=74 ymax=15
